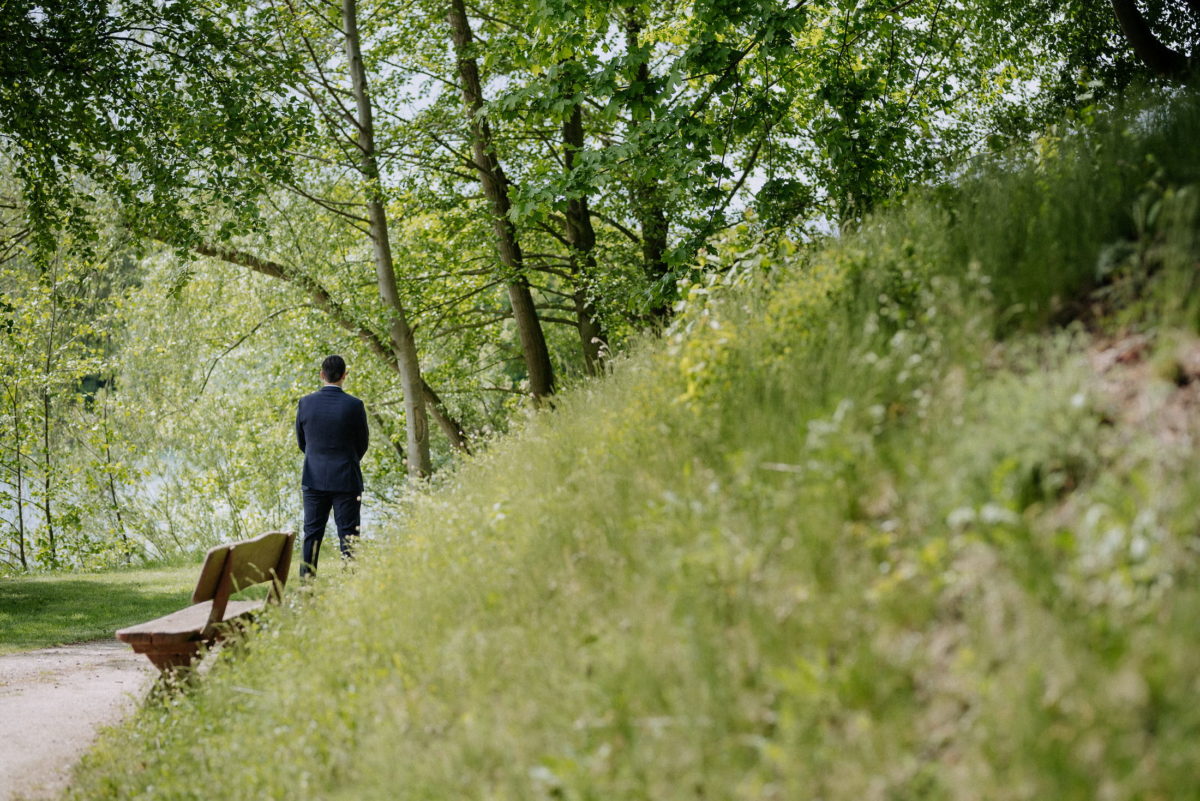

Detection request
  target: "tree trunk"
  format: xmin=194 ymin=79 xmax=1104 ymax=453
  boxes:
xmin=343 ymin=0 xmax=432 ymax=476
xmin=561 ymin=101 xmax=608 ymax=375
xmin=446 ymin=0 xmax=555 ymax=399
xmin=40 ymin=274 xmax=57 ymax=568
xmin=100 ymin=388 xmax=130 ymax=563
xmin=9 ymin=385 xmax=26 ymax=570
xmin=40 ymin=387 xmax=54 ymax=567
xmin=1111 ymin=0 xmax=1190 ymax=78
xmin=625 ymin=10 xmax=672 ymax=322
xmin=635 ymin=189 xmax=670 ymax=320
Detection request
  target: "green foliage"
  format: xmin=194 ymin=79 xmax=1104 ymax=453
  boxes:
xmin=0 ymin=249 xmax=126 ymax=570
xmin=209 ymin=0 xmax=1160 ymax=421
xmin=69 ymin=93 xmax=1200 ymax=799
xmin=93 ymin=248 xmax=417 ymax=559
xmin=0 ymin=0 xmax=307 ymax=255
xmin=0 ymin=232 xmax=416 ymax=571
xmin=5 ymin=0 xmax=1179 ymax=488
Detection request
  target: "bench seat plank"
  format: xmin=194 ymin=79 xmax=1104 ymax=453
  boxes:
xmin=116 ymin=599 xmax=264 ymax=645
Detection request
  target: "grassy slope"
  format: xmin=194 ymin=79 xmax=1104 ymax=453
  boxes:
xmin=74 ymin=96 xmax=1200 ymax=800
xmin=0 ymin=567 xmax=195 ymax=653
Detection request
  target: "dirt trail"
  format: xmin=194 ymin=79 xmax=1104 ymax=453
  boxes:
xmin=0 ymin=641 xmax=153 ymax=801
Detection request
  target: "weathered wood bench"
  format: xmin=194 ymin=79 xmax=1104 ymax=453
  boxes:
xmin=116 ymin=530 xmax=297 ymax=671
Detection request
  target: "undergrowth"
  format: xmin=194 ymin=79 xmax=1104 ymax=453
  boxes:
xmin=72 ymin=92 xmax=1200 ymax=800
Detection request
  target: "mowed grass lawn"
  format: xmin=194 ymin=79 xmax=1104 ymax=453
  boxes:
xmin=0 ymin=566 xmax=197 ymax=654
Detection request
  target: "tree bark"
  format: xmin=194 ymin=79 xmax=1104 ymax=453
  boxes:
xmin=624 ymin=10 xmax=672 ymax=321
xmin=40 ymin=387 xmax=54 ymax=567
xmin=561 ymin=101 xmax=608 ymax=375
xmin=100 ymin=386 xmax=131 ymax=562
xmin=343 ymin=0 xmax=432 ymax=476
xmin=40 ymin=275 xmax=57 ymax=567
xmin=1111 ymin=0 xmax=1190 ymax=78
xmin=446 ymin=0 xmax=555 ymax=399
xmin=8 ymin=385 xmax=26 ymax=570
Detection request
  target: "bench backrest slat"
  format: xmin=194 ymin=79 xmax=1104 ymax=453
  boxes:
xmin=191 ymin=530 xmax=294 ymax=604
xmin=225 ymin=531 xmax=293 ymax=593
xmin=210 ymin=530 xmax=294 ymax=631
xmin=192 ymin=546 xmax=231 ymax=605
xmin=187 ymin=531 xmax=296 ymax=636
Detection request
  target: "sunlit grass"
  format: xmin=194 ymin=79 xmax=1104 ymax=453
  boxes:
xmin=0 ymin=567 xmax=196 ymax=653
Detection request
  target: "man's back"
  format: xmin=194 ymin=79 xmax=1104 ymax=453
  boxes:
xmin=296 ymin=386 xmax=369 ymax=493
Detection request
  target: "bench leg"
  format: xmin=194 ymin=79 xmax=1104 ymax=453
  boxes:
xmin=131 ymin=642 xmax=202 ymax=673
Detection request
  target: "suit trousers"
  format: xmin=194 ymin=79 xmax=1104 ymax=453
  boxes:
xmin=301 ymin=487 xmax=361 ymax=577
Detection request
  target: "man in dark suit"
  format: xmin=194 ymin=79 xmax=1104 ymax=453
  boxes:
xmin=295 ymin=355 xmax=369 ymax=578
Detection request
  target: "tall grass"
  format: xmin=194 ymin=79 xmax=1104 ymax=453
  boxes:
xmin=72 ymin=92 xmax=1200 ymax=800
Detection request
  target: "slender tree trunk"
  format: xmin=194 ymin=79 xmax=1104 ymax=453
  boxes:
xmin=561 ymin=102 xmax=608 ymax=375
xmin=40 ymin=387 xmax=54 ymax=567
xmin=625 ymin=10 xmax=672 ymax=321
xmin=100 ymin=389 xmax=130 ymax=562
xmin=9 ymin=385 xmax=26 ymax=570
xmin=446 ymin=0 xmax=555 ymax=398
xmin=343 ymin=0 xmax=432 ymax=476
xmin=40 ymin=270 xmax=57 ymax=568
xmin=635 ymin=193 xmax=670 ymax=317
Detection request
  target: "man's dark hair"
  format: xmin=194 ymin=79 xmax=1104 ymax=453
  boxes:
xmin=321 ymin=354 xmax=346 ymax=383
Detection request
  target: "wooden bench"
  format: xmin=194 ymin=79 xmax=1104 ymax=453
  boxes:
xmin=116 ymin=530 xmax=297 ymax=671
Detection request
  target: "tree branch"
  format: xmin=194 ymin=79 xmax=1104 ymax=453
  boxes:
xmin=197 ymin=306 xmax=307 ymax=396
xmin=589 ymin=210 xmax=640 ymax=244
xmin=149 ymin=234 xmax=472 ymax=452
xmin=1110 ymin=0 xmax=1190 ymax=78
xmin=284 ymin=182 xmax=372 ymax=229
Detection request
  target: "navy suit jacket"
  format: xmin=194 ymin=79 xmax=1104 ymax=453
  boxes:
xmin=295 ymin=386 xmax=369 ymax=493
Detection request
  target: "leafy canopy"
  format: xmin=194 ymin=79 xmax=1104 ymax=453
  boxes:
xmin=0 ymin=0 xmax=308 ymax=255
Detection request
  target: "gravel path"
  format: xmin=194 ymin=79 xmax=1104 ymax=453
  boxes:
xmin=0 ymin=641 xmax=153 ymax=801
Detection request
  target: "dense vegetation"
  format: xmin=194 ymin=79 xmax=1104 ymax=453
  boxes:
xmin=3 ymin=0 xmax=1197 ymax=571
xmin=3 ymin=3 xmax=1200 ymax=795
xmin=66 ymin=93 xmax=1200 ymax=799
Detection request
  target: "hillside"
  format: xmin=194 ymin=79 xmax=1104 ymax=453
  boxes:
xmin=72 ymin=95 xmax=1200 ymax=800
